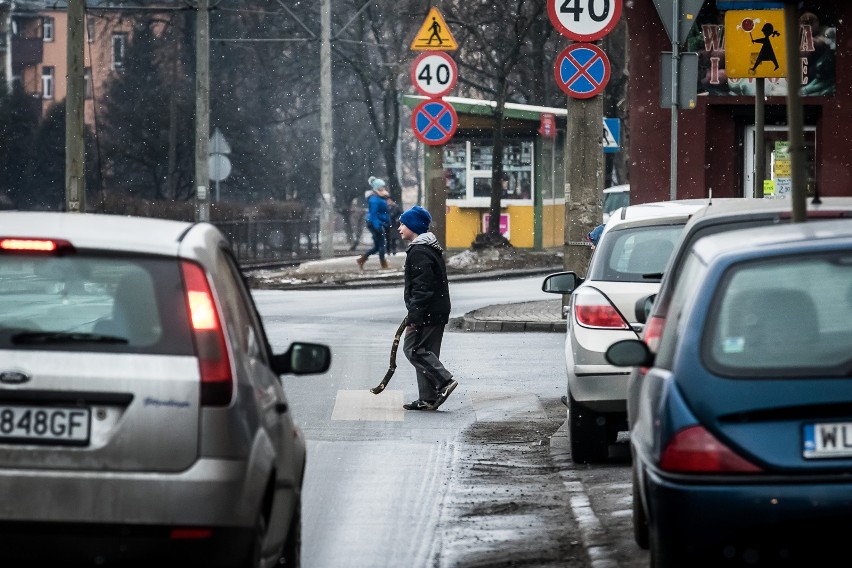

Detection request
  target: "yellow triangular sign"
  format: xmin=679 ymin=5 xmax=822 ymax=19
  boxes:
xmin=411 ymin=7 xmax=457 ymax=51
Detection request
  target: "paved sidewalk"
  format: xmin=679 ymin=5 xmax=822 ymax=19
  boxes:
xmin=456 ymin=299 xmax=566 ymax=333
xmin=246 ymin=253 xmax=567 ymax=333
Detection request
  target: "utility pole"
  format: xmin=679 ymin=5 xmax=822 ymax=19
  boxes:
xmin=319 ymin=0 xmax=334 ymax=258
xmin=65 ymin=0 xmax=85 ymax=212
xmin=194 ymin=0 xmax=210 ymax=222
xmin=783 ymin=0 xmax=806 ymax=222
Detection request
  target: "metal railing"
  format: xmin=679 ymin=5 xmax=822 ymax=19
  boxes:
xmin=215 ymin=218 xmax=320 ymax=265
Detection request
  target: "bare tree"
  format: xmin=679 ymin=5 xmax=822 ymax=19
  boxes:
xmin=445 ymin=0 xmax=548 ymax=246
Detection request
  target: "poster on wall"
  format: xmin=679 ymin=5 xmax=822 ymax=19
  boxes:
xmin=688 ymin=6 xmax=835 ymax=96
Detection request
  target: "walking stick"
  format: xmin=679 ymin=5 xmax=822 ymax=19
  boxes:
xmin=370 ymin=316 xmax=409 ymax=395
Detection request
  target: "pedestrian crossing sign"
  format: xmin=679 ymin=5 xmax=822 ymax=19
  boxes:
xmin=724 ymin=10 xmax=786 ymax=78
xmin=411 ymin=7 xmax=458 ymax=51
xmin=602 ymin=118 xmax=620 ymax=153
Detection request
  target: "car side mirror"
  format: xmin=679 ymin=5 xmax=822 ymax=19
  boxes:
xmin=634 ymin=294 xmax=656 ymax=324
xmin=542 ymin=272 xmax=582 ymax=294
xmin=605 ymin=339 xmax=654 ymax=368
xmin=272 ymin=342 xmax=331 ymax=376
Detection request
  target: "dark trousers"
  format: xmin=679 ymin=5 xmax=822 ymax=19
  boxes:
xmin=403 ymin=324 xmax=453 ymax=403
xmin=364 ymin=225 xmax=386 ymax=261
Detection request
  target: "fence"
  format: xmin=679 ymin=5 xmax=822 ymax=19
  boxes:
xmin=215 ymin=218 xmax=320 ymax=265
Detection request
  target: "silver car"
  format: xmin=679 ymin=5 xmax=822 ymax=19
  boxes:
xmin=542 ymin=200 xmax=708 ymax=463
xmin=0 ymin=212 xmax=330 ymax=567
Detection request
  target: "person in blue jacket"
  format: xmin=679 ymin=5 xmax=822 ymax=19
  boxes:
xmin=356 ymin=177 xmax=391 ymax=269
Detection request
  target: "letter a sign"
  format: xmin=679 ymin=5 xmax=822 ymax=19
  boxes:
xmin=411 ymin=7 xmax=458 ymax=51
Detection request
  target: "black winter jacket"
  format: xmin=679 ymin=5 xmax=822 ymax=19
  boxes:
xmin=403 ymin=235 xmax=451 ymax=326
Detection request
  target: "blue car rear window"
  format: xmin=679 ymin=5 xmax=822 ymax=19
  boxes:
xmin=705 ymin=253 xmax=852 ymax=376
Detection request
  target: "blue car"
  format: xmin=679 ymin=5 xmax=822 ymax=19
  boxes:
xmin=606 ymin=219 xmax=852 ymax=567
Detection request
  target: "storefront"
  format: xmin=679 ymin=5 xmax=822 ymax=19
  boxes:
xmin=403 ymin=95 xmax=566 ymax=250
xmin=626 ymin=1 xmax=850 ymax=203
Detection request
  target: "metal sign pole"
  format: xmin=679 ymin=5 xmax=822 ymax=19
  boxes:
xmin=669 ymin=0 xmax=679 ymax=201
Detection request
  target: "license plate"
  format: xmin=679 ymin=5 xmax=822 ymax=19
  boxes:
xmin=804 ymin=422 xmax=852 ymax=459
xmin=0 ymin=405 xmax=90 ymax=445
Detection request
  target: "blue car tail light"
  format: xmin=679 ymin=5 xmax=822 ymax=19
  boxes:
xmin=660 ymin=425 xmax=763 ymax=474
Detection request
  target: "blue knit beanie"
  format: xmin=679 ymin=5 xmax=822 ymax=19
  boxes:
xmin=369 ymin=176 xmax=386 ymax=191
xmin=399 ymin=206 xmax=432 ymax=235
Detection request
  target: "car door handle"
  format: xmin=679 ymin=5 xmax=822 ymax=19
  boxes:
xmin=275 ymin=402 xmax=288 ymax=414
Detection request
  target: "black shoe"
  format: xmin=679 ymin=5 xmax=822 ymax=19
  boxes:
xmin=432 ymin=380 xmax=458 ymax=410
xmin=403 ymin=400 xmax=435 ymax=411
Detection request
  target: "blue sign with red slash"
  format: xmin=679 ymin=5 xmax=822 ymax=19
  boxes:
xmin=411 ymin=99 xmax=458 ymax=146
xmin=554 ymin=43 xmax=611 ymax=99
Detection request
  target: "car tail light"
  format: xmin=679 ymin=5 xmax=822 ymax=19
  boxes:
xmin=181 ymin=261 xmax=233 ymax=406
xmin=642 ymin=315 xmax=665 ymax=353
xmin=169 ymin=528 xmax=212 ymax=540
xmin=660 ymin=425 xmax=763 ymax=474
xmin=0 ymin=238 xmax=73 ymax=254
xmin=574 ymin=290 xmax=629 ymax=329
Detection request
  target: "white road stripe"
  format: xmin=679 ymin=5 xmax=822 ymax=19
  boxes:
xmin=330 ymin=389 xmax=404 ymax=421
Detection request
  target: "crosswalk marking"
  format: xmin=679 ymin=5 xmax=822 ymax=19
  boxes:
xmin=331 ymin=389 xmax=404 ymax=421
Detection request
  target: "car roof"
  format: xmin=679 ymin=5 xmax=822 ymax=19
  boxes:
xmin=0 ymin=212 xmax=196 ymax=256
xmin=603 ymin=184 xmax=629 ymax=194
xmin=605 ymin=199 xmax=710 ymax=229
xmin=685 ymin=196 xmax=852 ymax=226
xmin=692 ymin=218 xmax=852 ymax=263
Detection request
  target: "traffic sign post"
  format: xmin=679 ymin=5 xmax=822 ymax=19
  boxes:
xmin=411 ymin=99 xmax=457 ymax=146
xmin=411 ymin=51 xmax=458 ymax=97
xmin=554 ymin=43 xmax=611 ymax=99
xmin=548 ymin=0 xmax=623 ymax=41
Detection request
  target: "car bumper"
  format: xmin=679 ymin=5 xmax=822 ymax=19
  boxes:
xmin=646 ymin=467 xmax=852 ymax=563
xmin=0 ymin=458 xmax=264 ymax=527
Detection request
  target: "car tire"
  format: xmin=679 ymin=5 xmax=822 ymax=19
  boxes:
xmin=280 ymin=501 xmax=302 ymax=567
xmin=568 ymin=393 xmax=608 ymax=463
xmin=632 ymin=465 xmax=649 ymax=549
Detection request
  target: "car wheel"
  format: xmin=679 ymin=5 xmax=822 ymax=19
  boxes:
xmin=280 ymin=501 xmax=302 ymax=567
xmin=632 ymin=465 xmax=649 ymax=549
xmin=568 ymin=393 xmax=608 ymax=463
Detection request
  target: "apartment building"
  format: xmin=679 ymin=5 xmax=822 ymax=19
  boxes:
xmin=4 ymin=1 xmax=179 ymax=124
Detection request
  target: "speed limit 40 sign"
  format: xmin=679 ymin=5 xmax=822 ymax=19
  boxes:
xmin=548 ymin=0 xmax=623 ymax=42
xmin=411 ymin=51 xmax=458 ymax=98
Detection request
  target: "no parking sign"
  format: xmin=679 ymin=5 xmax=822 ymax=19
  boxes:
xmin=411 ymin=99 xmax=457 ymax=146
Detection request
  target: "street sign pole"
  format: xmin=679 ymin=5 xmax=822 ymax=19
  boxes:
xmin=669 ymin=0 xmax=679 ymax=201
xmin=783 ymin=0 xmax=806 ymax=222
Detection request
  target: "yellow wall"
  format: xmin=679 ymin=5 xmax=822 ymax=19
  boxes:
xmin=541 ymin=203 xmax=565 ymax=248
xmin=445 ymin=205 xmax=540 ymax=249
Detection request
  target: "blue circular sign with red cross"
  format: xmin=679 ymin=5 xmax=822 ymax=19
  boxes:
xmin=554 ymin=43 xmax=611 ymax=99
xmin=411 ymin=99 xmax=458 ymax=146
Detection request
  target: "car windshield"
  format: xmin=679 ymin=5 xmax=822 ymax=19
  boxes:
xmin=705 ymin=252 xmax=852 ymax=376
xmin=588 ymin=224 xmax=685 ymax=282
xmin=603 ymin=191 xmax=629 ymax=218
xmin=0 ymin=255 xmax=193 ymax=355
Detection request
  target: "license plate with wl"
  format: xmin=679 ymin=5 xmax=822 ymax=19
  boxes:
xmin=804 ymin=422 xmax=852 ymax=459
xmin=0 ymin=405 xmax=90 ymax=445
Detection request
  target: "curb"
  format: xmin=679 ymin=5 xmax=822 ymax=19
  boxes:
xmin=457 ymin=317 xmax=566 ymax=333
xmin=248 ymin=265 xmax=563 ymax=291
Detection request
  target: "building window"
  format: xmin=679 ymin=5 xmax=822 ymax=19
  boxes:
xmin=112 ymin=33 xmax=127 ymax=71
xmin=444 ymin=139 xmax=535 ymax=205
xmin=42 ymin=16 xmax=54 ymax=42
xmin=84 ymin=67 xmax=93 ymax=99
xmin=42 ymin=66 xmax=54 ymax=99
xmin=87 ymin=18 xmax=95 ymax=43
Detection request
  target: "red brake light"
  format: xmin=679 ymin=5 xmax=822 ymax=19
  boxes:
xmin=643 ymin=315 xmax=665 ymax=353
xmin=0 ymin=238 xmax=73 ymax=253
xmin=574 ymin=291 xmax=629 ymax=329
xmin=660 ymin=425 xmax=763 ymax=474
xmin=169 ymin=528 xmax=212 ymax=540
xmin=181 ymin=261 xmax=233 ymax=406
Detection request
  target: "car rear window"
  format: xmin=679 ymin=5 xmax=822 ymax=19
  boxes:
xmin=0 ymin=254 xmax=194 ymax=355
xmin=589 ymin=223 xmax=686 ymax=282
xmin=704 ymin=252 xmax=852 ymax=377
